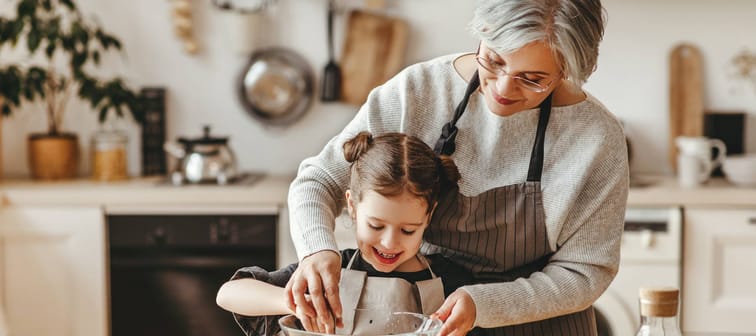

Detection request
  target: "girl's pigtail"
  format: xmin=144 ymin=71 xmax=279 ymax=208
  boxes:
xmin=343 ymin=131 xmax=374 ymax=163
xmin=437 ymin=155 xmax=461 ymax=190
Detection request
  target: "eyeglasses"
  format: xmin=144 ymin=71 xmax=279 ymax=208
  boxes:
xmin=475 ymin=55 xmax=558 ymax=93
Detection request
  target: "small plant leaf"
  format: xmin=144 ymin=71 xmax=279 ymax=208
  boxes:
xmin=60 ymin=0 xmax=75 ymax=10
xmin=27 ymin=28 xmax=41 ymax=52
xmin=45 ymin=41 xmax=56 ymax=58
xmin=17 ymin=0 xmax=36 ymax=18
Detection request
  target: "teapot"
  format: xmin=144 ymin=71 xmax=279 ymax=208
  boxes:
xmin=164 ymin=126 xmax=238 ymax=184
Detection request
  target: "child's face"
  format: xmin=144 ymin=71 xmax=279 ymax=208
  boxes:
xmin=346 ymin=189 xmax=433 ymax=273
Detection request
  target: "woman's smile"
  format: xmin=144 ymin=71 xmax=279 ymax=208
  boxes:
xmin=492 ymin=91 xmax=518 ymax=106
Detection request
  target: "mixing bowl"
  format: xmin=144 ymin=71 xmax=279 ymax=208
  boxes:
xmin=722 ymin=154 xmax=756 ymax=187
xmin=278 ymin=311 xmax=443 ymax=336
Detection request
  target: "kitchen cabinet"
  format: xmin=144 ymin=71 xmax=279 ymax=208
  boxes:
xmin=0 ymin=206 xmax=107 ymax=336
xmin=683 ymin=208 xmax=756 ymax=334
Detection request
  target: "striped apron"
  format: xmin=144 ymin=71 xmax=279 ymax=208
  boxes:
xmin=423 ymin=71 xmax=597 ymax=335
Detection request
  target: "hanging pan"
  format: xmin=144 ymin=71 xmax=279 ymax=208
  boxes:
xmin=238 ymin=47 xmax=315 ymax=126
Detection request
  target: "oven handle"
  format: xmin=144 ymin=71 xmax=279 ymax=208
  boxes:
xmin=110 ymin=255 xmax=273 ymax=269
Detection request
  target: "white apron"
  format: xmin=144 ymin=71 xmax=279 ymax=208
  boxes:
xmin=335 ymin=251 xmax=444 ymax=335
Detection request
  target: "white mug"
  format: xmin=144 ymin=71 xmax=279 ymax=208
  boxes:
xmin=675 ymin=136 xmax=727 ymax=188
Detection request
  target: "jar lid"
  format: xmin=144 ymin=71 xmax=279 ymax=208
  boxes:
xmin=92 ymin=129 xmax=128 ymax=144
xmin=639 ymin=287 xmax=679 ymax=317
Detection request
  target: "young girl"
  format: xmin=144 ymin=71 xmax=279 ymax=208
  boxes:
xmin=216 ymin=131 xmax=466 ymax=336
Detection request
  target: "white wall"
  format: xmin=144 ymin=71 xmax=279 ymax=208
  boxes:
xmin=2 ymin=0 xmax=756 ymax=178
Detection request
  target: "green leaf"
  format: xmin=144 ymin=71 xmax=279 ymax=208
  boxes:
xmin=17 ymin=0 xmax=36 ymax=18
xmin=45 ymin=40 xmax=56 ymax=58
xmin=27 ymin=27 xmax=41 ymax=52
xmin=61 ymin=35 xmax=73 ymax=51
xmin=99 ymin=105 xmax=109 ymax=123
xmin=110 ymin=37 xmax=122 ymax=50
xmin=23 ymin=84 xmax=33 ymax=100
xmin=60 ymin=0 xmax=75 ymax=10
xmin=0 ymin=19 xmax=7 ymax=44
xmin=9 ymin=19 xmax=24 ymax=46
xmin=92 ymin=50 xmax=100 ymax=65
xmin=71 ymin=51 xmax=87 ymax=70
xmin=45 ymin=17 xmax=60 ymax=40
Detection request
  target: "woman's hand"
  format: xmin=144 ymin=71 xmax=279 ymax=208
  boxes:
xmin=431 ymin=289 xmax=477 ymax=336
xmin=284 ymin=250 xmax=343 ymax=333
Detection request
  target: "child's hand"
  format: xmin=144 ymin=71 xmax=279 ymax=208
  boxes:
xmin=285 ymin=250 xmax=343 ymax=332
xmin=298 ymin=294 xmax=336 ymax=334
xmin=431 ymin=289 xmax=476 ymax=336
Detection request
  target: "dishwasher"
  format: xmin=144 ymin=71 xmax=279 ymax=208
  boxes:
xmin=106 ymin=206 xmax=279 ymax=336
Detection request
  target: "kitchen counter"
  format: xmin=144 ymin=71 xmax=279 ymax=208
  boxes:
xmin=2 ymin=174 xmax=755 ymax=208
xmin=0 ymin=174 xmax=294 ymax=207
xmin=627 ymin=176 xmax=756 ymax=207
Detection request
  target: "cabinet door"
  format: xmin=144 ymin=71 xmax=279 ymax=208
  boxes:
xmin=0 ymin=207 xmax=106 ymax=336
xmin=683 ymin=208 xmax=756 ymax=334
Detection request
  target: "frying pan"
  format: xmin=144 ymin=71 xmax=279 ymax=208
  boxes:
xmin=238 ymin=47 xmax=315 ymax=126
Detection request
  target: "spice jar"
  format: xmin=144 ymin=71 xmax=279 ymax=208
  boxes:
xmin=91 ymin=129 xmax=128 ymax=181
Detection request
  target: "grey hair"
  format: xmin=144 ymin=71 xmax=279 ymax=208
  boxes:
xmin=469 ymin=0 xmax=606 ymax=87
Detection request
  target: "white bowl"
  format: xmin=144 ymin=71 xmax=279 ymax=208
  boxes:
xmin=722 ymin=154 xmax=756 ymax=187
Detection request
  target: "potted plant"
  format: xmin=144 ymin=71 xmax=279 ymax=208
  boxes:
xmin=0 ymin=0 xmax=142 ymax=180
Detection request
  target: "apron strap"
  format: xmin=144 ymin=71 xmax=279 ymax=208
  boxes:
xmin=433 ymin=67 xmax=554 ymax=183
xmin=434 ymin=70 xmax=480 ymax=156
xmin=416 ymin=254 xmax=437 ymax=278
xmin=345 ymin=250 xmax=360 ymax=270
xmin=526 ymin=93 xmax=553 ymax=182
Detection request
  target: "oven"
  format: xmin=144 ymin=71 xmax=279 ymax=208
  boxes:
xmin=106 ymin=205 xmax=282 ymax=336
xmin=594 ymin=206 xmax=683 ymax=336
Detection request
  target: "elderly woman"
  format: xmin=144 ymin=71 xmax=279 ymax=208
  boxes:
xmin=284 ymin=0 xmax=628 ymax=335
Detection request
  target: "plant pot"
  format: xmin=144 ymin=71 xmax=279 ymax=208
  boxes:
xmin=28 ymin=133 xmax=79 ymax=180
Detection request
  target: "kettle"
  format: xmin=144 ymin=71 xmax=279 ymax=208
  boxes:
xmin=164 ymin=126 xmax=238 ymax=184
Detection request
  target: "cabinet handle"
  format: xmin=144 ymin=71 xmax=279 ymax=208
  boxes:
xmin=750 ymin=218 xmax=756 ymax=225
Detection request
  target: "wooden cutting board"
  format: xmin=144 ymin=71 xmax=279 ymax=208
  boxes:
xmin=340 ymin=10 xmax=408 ymax=105
xmin=669 ymin=44 xmax=705 ymax=172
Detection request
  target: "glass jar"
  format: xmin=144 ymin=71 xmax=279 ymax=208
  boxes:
xmin=636 ymin=287 xmax=683 ymax=336
xmin=91 ymin=129 xmax=128 ymax=181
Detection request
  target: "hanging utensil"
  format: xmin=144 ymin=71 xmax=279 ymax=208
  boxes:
xmin=320 ymin=0 xmax=341 ymax=102
xmin=238 ymin=47 xmax=315 ymax=126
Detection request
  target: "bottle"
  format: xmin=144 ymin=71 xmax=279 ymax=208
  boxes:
xmin=635 ymin=287 xmax=683 ymax=336
xmin=91 ymin=128 xmax=129 ymax=181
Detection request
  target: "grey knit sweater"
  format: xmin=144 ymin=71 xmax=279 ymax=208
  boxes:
xmin=287 ymin=53 xmax=629 ymax=328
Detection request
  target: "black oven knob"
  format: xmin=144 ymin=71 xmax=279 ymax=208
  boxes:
xmin=217 ymin=218 xmax=232 ymax=243
xmin=152 ymin=226 xmax=167 ymax=245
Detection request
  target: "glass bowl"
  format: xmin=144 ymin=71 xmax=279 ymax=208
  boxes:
xmin=278 ymin=311 xmax=443 ymax=336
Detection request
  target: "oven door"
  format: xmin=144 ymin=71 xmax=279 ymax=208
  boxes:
xmin=107 ymin=207 xmax=278 ymax=336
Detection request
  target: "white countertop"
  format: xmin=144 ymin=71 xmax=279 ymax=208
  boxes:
xmin=1 ymin=174 xmax=755 ymax=208
xmin=0 ymin=174 xmax=294 ymax=207
xmin=627 ymin=176 xmax=756 ymax=208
